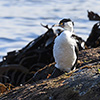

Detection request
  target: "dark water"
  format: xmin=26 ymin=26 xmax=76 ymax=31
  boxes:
xmin=0 ymin=0 xmax=100 ymax=61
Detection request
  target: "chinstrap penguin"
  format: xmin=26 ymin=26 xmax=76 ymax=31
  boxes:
xmin=50 ymin=18 xmax=79 ymax=78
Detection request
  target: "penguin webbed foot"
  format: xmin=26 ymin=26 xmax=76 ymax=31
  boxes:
xmin=49 ymin=67 xmax=64 ymax=78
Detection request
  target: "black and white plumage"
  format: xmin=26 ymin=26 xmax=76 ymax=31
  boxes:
xmin=71 ymin=34 xmax=85 ymax=50
xmin=53 ymin=19 xmax=78 ymax=73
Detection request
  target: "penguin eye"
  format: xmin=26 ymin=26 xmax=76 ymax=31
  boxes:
xmin=60 ymin=23 xmax=63 ymax=25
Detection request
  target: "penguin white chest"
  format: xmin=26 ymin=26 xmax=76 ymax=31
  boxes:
xmin=53 ymin=31 xmax=77 ymax=72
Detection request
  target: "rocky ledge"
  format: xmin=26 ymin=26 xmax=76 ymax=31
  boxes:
xmin=0 ymin=47 xmax=100 ymax=100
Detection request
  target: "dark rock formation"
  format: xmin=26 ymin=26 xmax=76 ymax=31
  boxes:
xmin=1 ymin=47 xmax=100 ymax=100
xmin=86 ymin=22 xmax=100 ymax=48
xmin=87 ymin=10 xmax=100 ymax=21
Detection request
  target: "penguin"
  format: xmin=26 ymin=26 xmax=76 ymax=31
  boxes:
xmin=50 ymin=18 xmax=79 ymax=78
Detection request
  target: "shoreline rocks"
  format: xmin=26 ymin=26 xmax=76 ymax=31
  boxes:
xmin=1 ymin=47 xmax=100 ymax=100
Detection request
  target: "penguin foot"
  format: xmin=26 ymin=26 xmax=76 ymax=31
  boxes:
xmin=49 ymin=67 xmax=64 ymax=78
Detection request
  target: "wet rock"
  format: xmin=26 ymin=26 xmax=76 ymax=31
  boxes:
xmin=1 ymin=47 xmax=100 ymax=100
xmin=87 ymin=10 xmax=100 ymax=21
xmin=86 ymin=22 xmax=100 ymax=48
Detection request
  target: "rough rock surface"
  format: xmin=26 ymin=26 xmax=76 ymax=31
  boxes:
xmin=1 ymin=47 xmax=100 ymax=100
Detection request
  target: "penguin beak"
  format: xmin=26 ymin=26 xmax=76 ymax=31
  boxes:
xmin=52 ymin=24 xmax=59 ymax=27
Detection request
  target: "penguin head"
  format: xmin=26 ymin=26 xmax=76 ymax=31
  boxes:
xmin=59 ymin=19 xmax=74 ymax=28
xmin=53 ymin=18 xmax=74 ymax=32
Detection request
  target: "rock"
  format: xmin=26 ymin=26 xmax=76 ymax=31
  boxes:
xmin=87 ymin=10 xmax=100 ymax=21
xmin=1 ymin=47 xmax=100 ymax=100
xmin=85 ymin=22 xmax=100 ymax=48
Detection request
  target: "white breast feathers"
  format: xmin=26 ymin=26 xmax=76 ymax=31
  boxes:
xmin=53 ymin=30 xmax=77 ymax=72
